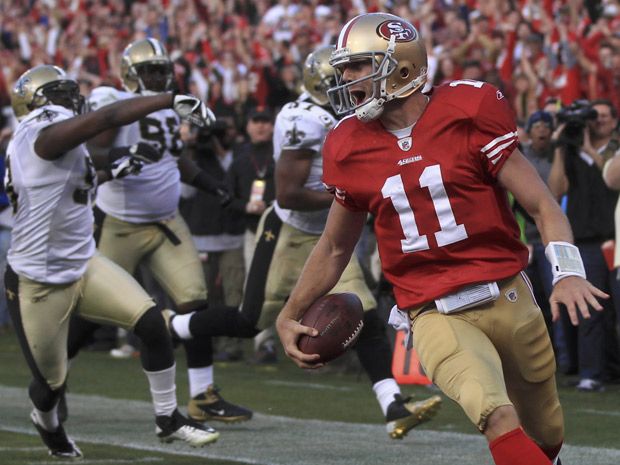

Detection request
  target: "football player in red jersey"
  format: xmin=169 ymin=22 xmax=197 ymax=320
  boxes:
xmin=275 ymin=13 xmax=608 ymax=465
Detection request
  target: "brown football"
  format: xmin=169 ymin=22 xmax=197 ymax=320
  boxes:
xmin=298 ymin=293 xmax=364 ymax=363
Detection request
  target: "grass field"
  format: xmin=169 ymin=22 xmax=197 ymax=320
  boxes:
xmin=1 ymin=330 xmax=619 ymax=464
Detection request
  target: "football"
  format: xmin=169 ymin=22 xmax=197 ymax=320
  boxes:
xmin=298 ymin=293 xmax=364 ymax=363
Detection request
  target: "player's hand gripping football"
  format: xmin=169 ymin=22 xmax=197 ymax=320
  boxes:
xmin=549 ymin=276 xmax=609 ymax=326
xmin=172 ymin=94 xmax=216 ymax=128
xmin=275 ymin=307 xmax=322 ymax=370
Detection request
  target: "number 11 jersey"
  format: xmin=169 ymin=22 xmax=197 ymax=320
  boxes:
xmin=322 ymin=81 xmax=528 ymax=309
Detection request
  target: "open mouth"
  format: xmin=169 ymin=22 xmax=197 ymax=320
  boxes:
xmin=350 ymin=89 xmax=366 ymax=105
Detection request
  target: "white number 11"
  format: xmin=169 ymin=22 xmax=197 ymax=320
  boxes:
xmin=381 ymin=165 xmax=468 ymax=253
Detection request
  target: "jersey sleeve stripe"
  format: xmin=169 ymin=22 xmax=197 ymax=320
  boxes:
xmin=480 ymin=131 xmax=517 ymax=154
xmin=485 ymin=139 xmax=516 ymax=159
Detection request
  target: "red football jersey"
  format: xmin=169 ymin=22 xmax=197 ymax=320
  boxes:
xmin=323 ymin=81 xmax=529 ymax=309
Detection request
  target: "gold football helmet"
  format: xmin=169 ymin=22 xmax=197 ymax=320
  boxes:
xmin=328 ymin=13 xmax=427 ymax=122
xmin=302 ymin=45 xmax=337 ymax=106
xmin=11 ymin=65 xmax=83 ymax=119
xmin=120 ymin=38 xmax=173 ymax=94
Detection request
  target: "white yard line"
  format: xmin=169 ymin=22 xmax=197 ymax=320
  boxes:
xmin=23 ymin=458 xmax=163 ymax=465
xmin=1 ymin=385 xmax=619 ymax=465
xmin=263 ymin=379 xmax=354 ymax=391
xmin=577 ymin=408 xmax=620 ymax=418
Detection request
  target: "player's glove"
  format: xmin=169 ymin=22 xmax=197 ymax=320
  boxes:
xmin=172 ymin=94 xmax=216 ymax=128
xmin=107 ymin=156 xmax=143 ymax=179
xmin=106 ymin=145 xmax=149 ymax=179
xmin=108 ymin=142 xmax=162 ymax=164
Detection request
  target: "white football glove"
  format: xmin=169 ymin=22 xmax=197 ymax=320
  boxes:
xmin=172 ymin=94 xmax=216 ymax=128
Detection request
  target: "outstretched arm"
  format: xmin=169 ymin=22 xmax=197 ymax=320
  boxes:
xmin=275 ymin=201 xmax=367 ymax=368
xmin=499 ymin=148 xmax=608 ymax=325
xmin=35 ymin=93 xmax=174 ymax=160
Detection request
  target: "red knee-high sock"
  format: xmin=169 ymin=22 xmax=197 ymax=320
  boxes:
xmin=489 ymin=428 xmax=552 ymax=465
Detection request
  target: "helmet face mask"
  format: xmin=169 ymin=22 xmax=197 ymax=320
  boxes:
xmin=121 ymin=38 xmax=173 ymax=94
xmin=37 ymin=80 xmax=84 ymax=115
xmin=327 ymin=52 xmax=397 ymax=117
xmin=302 ymin=45 xmax=337 ymax=107
xmin=11 ymin=65 xmax=84 ymax=119
xmin=327 ymin=13 xmax=428 ymax=122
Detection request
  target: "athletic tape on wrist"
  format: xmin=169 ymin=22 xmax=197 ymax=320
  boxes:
xmin=545 ymin=241 xmax=586 ymax=285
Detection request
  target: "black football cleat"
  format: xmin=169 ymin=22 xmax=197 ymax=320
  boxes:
xmin=30 ymin=410 xmax=82 ymax=459
xmin=188 ymin=385 xmax=253 ymax=423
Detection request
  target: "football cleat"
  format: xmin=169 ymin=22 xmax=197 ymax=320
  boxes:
xmin=30 ymin=410 xmax=83 ymax=459
xmin=155 ymin=409 xmax=219 ymax=447
xmin=109 ymin=343 xmax=140 ymax=359
xmin=188 ymin=385 xmax=253 ymax=423
xmin=385 ymin=394 xmax=442 ymax=440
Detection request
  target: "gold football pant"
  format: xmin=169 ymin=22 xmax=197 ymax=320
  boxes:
xmin=5 ymin=255 xmax=154 ymax=390
xmin=409 ymin=272 xmax=563 ymax=448
xmin=96 ymin=211 xmax=207 ymax=307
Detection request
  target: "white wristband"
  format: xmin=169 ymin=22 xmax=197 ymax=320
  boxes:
xmin=545 ymin=241 xmax=587 ymax=286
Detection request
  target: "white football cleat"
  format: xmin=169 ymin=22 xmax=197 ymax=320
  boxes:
xmin=156 ymin=409 xmax=219 ymax=447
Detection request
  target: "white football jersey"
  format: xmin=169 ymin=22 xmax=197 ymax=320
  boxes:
xmin=90 ymin=87 xmax=182 ymax=223
xmin=273 ymin=95 xmax=336 ymax=234
xmin=6 ymin=105 xmax=97 ymax=283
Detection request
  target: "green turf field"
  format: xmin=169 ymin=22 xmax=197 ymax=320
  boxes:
xmin=1 ymin=330 xmax=619 ymax=464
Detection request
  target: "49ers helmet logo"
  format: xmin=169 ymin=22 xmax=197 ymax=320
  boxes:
xmin=376 ymin=20 xmax=416 ymax=42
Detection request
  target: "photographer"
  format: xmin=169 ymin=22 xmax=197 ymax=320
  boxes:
xmin=548 ymin=99 xmax=620 ymax=392
xmin=179 ymin=116 xmax=246 ymax=362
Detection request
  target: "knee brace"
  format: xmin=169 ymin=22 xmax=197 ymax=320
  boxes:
xmin=134 ymin=307 xmax=174 ymax=371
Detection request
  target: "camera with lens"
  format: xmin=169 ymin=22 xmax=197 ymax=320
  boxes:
xmin=556 ymin=100 xmax=598 ymax=148
xmin=195 ymin=119 xmax=229 ymax=148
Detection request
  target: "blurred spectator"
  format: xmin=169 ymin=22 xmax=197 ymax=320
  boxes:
xmin=548 ymin=99 xmax=620 ymax=391
xmin=514 ymin=110 xmax=560 ymax=353
xmin=227 ymin=107 xmax=276 ymax=272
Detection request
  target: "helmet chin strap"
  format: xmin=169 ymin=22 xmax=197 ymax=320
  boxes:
xmin=356 ymin=98 xmax=385 ymax=122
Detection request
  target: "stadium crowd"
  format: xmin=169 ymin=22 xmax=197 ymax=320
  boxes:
xmin=0 ymin=0 xmax=618 ymax=128
xmin=1 ymin=0 xmax=620 ymax=394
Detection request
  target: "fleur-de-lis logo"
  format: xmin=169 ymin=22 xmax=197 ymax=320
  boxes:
xmin=285 ymin=124 xmax=306 ymax=146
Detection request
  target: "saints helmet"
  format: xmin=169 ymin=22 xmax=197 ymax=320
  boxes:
xmin=120 ymin=38 xmax=173 ymax=94
xmin=327 ymin=13 xmax=427 ymax=122
xmin=302 ymin=45 xmax=337 ymax=106
xmin=11 ymin=65 xmax=84 ymax=119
